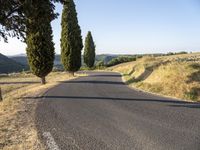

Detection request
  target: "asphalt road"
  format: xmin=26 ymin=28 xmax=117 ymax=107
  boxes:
xmin=35 ymin=71 xmax=200 ymax=150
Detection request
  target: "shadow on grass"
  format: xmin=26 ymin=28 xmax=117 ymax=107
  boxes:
xmin=187 ymin=63 xmax=200 ymax=83
xmin=126 ymin=78 xmax=139 ymax=84
xmin=125 ymin=61 xmax=172 ymax=85
xmin=0 ymin=81 xmax=40 ymax=85
xmin=185 ymin=64 xmax=200 ymax=101
xmin=187 ymin=71 xmax=200 ymax=83
xmin=123 ymin=68 xmax=135 ymax=77
xmin=184 ymin=87 xmax=200 ymax=101
xmin=125 ymin=68 xmax=153 ymax=85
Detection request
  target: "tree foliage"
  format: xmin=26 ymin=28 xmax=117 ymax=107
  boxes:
xmin=0 ymin=0 xmax=61 ymax=42
xmin=84 ymin=31 xmax=96 ymax=68
xmin=26 ymin=0 xmax=55 ymax=84
xmin=0 ymin=0 xmax=26 ymax=42
xmin=106 ymin=56 xmax=136 ymax=67
xmin=60 ymin=0 xmax=83 ymax=73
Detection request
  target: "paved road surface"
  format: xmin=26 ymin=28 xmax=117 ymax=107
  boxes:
xmin=35 ymin=71 xmax=200 ymax=150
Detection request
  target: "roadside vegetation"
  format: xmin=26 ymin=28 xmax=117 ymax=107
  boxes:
xmin=0 ymin=72 xmax=80 ymax=149
xmin=106 ymin=56 xmax=137 ymax=67
xmin=109 ymin=53 xmax=200 ymax=101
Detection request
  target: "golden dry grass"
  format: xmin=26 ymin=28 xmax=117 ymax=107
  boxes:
xmin=0 ymin=72 xmax=79 ymax=150
xmin=109 ymin=53 xmax=200 ymax=101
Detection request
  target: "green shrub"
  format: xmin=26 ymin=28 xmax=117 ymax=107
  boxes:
xmin=106 ymin=57 xmax=136 ymax=67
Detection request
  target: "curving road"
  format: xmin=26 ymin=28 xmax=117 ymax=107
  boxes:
xmin=35 ymin=71 xmax=200 ymax=150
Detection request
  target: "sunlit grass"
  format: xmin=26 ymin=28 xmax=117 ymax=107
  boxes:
xmin=109 ymin=53 xmax=200 ymax=101
xmin=0 ymin=72 xmax=77 ymax=150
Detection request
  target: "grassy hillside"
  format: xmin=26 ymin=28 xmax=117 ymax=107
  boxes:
xmin=0 ymin=54 xmax=27 ymax=74
xmin=109 ymin=53 xmax=200 ymax=101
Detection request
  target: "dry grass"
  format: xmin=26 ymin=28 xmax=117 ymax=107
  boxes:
xmin=109 ymin=53 xmax=200 ymax=101
xmin=0 ymin=72 xmax=79 ymax=150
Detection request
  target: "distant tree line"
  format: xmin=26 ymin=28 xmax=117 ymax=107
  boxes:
xmin=166 ymin=51 xmax=188 ymax=56
xmin=106 ymin=56 xmax=137 ymax=67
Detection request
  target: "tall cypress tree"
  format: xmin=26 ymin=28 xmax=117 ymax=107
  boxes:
xmin=84 ymin=31 xmax=96 ymax=68
xmin=60 ymin=0 xmax=83 ymax=75
xmin=26 ymin=0 xmax=55 ymax=84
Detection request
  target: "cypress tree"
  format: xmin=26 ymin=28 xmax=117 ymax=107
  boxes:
xmin=26 ymin=0 xmax=55 ymax=84
xmin=0 ymin=0 xmax=60 ymax=99
xmin=60 ymin=0 xmax=83 ymax=75
xmin=84 ymin=31 xmax=96 ymax=68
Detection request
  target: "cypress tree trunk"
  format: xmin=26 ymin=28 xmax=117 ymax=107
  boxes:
xmin=72 ymin=72 xmax=75 ymax=77
xmin=66 ymin=71 xmax=74 ymax=77
xmin=41 ymin=77 xmax=46 ymax=85
xmin=70 ymin=71 xmax=75 ymax=77
xmin=0 ymin=87 xmax=2 ymax=101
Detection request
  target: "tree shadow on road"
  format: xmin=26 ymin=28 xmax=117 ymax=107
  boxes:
xmin=169 ymin=104 xmax=200 ymax=109
xmin=60 ymin=80 xmax=125 ymax=85
xmin=23 ymin=95 xmax=200 ymax=109
xmin=90 ymin=74 xmax=122 ymax=78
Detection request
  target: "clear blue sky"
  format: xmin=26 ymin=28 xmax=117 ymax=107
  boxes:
xmin=1 ymin=0 xmax=200 ymax=56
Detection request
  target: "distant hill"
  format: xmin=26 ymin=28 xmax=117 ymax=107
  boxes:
xmin=6 ymin=52 xmax=191 ymax=73
xmin=10 ymin=56 xmax=29 ymax=66
xmin=10 ymin=54 xmax=61 ymax=67
xmin=0 ymin=53 xmax=27 ymax=74
xmin=9 ymin=54 xmax=139 ymax=71
xmin=9 ymin=54 xmax=123 ymax=66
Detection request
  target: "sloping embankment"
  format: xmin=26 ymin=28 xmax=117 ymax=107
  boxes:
xmin=108 ymin=54 xmax=200 ymax=101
